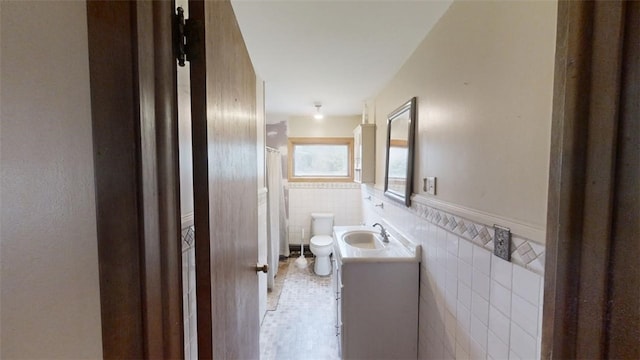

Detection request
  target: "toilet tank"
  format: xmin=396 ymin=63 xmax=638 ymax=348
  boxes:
xmin=311 ymin=213 xmax=334 ymax=236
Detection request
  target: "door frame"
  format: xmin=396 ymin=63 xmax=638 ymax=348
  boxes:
xmin=542 ymin=1 xmax=639 ymax=358
xmin=86 ymin=1 xmax=183 ymax=358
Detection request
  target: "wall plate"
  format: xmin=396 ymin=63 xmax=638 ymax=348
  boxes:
xmin=493 ymin=225 xmax=511 ymax=261
xmin=425 ymin=177 xmax=436 ymax=195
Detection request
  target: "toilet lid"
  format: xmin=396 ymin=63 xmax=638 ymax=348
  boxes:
xmin=310 ymin=235 xmax=333 ymax=247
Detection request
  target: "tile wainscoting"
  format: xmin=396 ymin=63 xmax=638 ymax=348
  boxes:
xmin=288 ymin=182 xmax=362 ymax=245
xmin=361 ymin=185 xmax=545 ymax=360
xmin=181 ymin=222 xmax=197 ymax=360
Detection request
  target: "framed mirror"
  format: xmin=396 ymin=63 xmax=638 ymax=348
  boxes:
xmin=384 ymin=97 xmax=417 ymax=207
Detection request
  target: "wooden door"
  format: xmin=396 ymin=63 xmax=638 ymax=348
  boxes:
xmin=188 ymin=0 xmax=260 ymax=358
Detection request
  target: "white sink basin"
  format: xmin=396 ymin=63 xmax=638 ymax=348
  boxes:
xmin=333 ymin=226 xmax=421 ymax=262
xmin=342 ymin=231 xmax=388 ymax=250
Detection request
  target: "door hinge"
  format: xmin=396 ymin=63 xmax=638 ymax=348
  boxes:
xmin=173 ymin=7 xmax=201 ymax=67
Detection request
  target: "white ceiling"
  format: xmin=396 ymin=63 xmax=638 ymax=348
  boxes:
xmin=231 ymin=0 xmax=452 ymax=118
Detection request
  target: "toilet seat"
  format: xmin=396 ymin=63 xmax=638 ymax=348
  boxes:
xmin=310 ymin=235 xmax=333 ymax=247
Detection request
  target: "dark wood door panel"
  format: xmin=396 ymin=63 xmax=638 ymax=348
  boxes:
xmin=189 ymin=0 xmax=259 ymax=358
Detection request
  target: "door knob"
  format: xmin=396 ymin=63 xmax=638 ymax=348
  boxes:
xmin=255 ymin=263 xmax=268 ymax=273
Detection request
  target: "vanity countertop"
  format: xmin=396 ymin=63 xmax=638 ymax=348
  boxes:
xmin=333 ymin=225 xmax=421 ymax=263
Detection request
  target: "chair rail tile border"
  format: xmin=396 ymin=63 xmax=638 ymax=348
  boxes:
xmin=288 ymin=182 xmax=361 ymax=189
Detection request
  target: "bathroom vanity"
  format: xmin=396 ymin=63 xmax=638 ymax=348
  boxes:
xmin=332 ymin=225 xmax=421 ymax=359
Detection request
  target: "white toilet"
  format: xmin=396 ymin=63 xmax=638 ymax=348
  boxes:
xmin=309 ymin=213 xmax=334 ymax=276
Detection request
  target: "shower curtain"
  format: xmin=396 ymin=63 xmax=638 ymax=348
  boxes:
xmin=266 ymin=148 xmax=289 ymax=289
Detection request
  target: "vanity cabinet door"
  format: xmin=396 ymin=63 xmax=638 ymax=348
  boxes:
xmin=333 ymin=257 xmax=343 ymax=355
xmin=340 ymin=262 xmax=419 ymax=359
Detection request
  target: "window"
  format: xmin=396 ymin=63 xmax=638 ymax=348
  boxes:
xmin=288 ymin=137 xmax=353 ymax=182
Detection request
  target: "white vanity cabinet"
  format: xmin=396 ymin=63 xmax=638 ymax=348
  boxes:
xmin=332 ymin=226 xmax=420 ymax=359
xmin=332 ymin=257 xmax=343 ymax=355
xmin=353 ymin=124 xmax=375 ymax=183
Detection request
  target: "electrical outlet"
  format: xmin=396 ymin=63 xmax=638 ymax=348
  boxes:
xmin=424 ymin=177 xmax=436 ymax=195
xmin=493 ymin=225 xmax=511 ymax=261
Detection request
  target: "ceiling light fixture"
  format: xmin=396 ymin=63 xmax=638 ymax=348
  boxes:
xmin=313 ymin=103 xmax=324 ymax=120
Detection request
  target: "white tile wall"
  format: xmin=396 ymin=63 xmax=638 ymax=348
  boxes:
xmin=511 ymin=294 xmax=539 ymax=337
xmin=473 ymin=271 xmax=491 ymax=301
xmin=471 ymin=314 xmax=488 ymax=350
xmin=512 ymin=266 xmax=542 ymax=306
xmin=457 ymin=302 xmax=472 ymax=352
xmin=473 ymin=247 xmax=492 ymax=276
xmin=491 ymin=281 xmax=512 ymax=317
xmin=361 ymin=186 xmax=545 ymax=360
xmin=489 ymin=306 xmax=511 ymax=344
xmin=472 ymin=292 xmax=490 ymax=325
xmin=181 ymin=226 xmax=197 ymax=360
xmin=288 ymin=183 xmax=362 ymax=245
xmin=459 ymin=240 xmax=474 ymax=267
xmin=488 ymin=330 xmax=510 ymax=360
xmin=459 ymin=261 xmax=473 ymax=287
xmin=492 ymin=257 xmax=513 ymax=290
xmin=459 ymin=282 xmax=472 ymax=310
xmin=510 ymin=323 xmax=538 ymax=359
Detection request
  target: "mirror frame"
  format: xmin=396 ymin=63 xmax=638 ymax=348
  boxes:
xmin=384 ymin=97 xmax=417 ymax=207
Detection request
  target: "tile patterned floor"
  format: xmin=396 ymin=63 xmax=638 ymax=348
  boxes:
xmin=267 ymin=260 xmax=291 ymax=311
xmin=261 ymin=257 xmax=340 ymax=360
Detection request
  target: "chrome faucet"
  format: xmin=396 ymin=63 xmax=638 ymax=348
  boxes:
xmin=372 ymin=223 xmax=390 ymax=243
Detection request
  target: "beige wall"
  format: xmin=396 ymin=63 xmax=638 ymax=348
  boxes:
xmin=288 ymin=115 xmax=361 ymax=138
xmin=0 ymin=1 xmax=103 ymax=358
xmin=374 ymin=1 xmax=556 ymax=233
